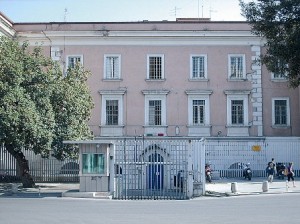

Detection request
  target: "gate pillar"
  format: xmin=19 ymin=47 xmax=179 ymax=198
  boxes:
xmin=187 ymin=140 xmax=193 ymax=198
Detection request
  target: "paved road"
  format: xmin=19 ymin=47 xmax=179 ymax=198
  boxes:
xmin=1 ymin=193 xmax=300 ymax=224
xmin=1 ymin=178 xmax=299 ymax=224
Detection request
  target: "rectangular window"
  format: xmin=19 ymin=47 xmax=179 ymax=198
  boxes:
xmin=82 ymin=154 xmax=105 ymax=174
xmin=193 ymin=100 xmax=205 ymax=124
xmin=149 ymin=100 xmax=161 ymax=125
xmin=229 ymin=55 xmax=245 ymax=79
xmin=274 ymin=100 xmax=287 ymax=125
xmin=273 ymin=71 xmax=285 ymax=79
xmin=191 ymin=56 xmax=206 ymax=79
xmin=231 ymin=100 xmax=244 ymax=124
xmin=225 ymin=92 xmax=249 ymax=136
xmin=67 ymin=55 xmax=82 ymax=68
xmin=105 ymin=55 xmax=120 ymax=79
xmin=272 ymin=60 xmax=287 ymax=79
xmin=106 ymin=100 xmax=118 ymax=125
xmin=148 ymin=55 xmax=164 ymax=80
xmin=50 ymin=47 xmax=61 ymax=61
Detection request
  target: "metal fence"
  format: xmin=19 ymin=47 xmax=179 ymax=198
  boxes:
xmin=1 ymin=136 xmax=300 ymax=196
xmin=0 ymin=146 xmax=79 ymax=183
xmin=113 ymin=138 xmax=201 ymax=200
xmin=205 ymin=137 xmax=300 ymax=178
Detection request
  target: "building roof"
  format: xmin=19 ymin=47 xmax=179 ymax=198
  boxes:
xmin=0 ymin=12 xmax=15 ymax=37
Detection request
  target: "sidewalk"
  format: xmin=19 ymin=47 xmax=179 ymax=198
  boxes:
xmin=0 ymin=177 xmax=299 ymax=199
xmin=205 ymin=177 xmax=300 ymax=197
xmin=0 ymin=183 xmax=80 ymax=198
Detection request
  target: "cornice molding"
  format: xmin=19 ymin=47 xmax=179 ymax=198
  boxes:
xmin=142 ymin=90 xmax=170 ymax=95
xmin=99 ymin=89 xmax=126 ymax=95
xmin=185 ymin=90 xmax=213 ymax=95
xmin=16 ymin=36 xmax=263 ymax=47
xmin=224 ymin=90 xmax=251 ymax=95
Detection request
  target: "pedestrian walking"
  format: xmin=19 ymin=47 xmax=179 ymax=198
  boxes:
xmin=287 ymin=162 xmax=296 ymax=188
xmin=267 ymin=158 xmax=276 ymax=183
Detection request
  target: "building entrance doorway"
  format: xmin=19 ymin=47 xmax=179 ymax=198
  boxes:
xmin=147 ymin=152 xmax=164 ymax=189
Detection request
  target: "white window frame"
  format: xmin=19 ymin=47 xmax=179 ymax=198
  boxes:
xmin=105 ymin=99 xmax=119 ymax=125
xmin=188 ymin=95 xmax=210 ymax=126
xmin=100 ymin=94 xmax=124 ymax=126
xmin=226 ymin=94 xmax=249 ymax=126
xmin=148 ymin=100 xmax=162 ymax=126
xmin=228 ymin=54 xmax=246 ymax=80
xmin=104 ymin=54 xmax=121 ymax=80
xmin=272 ymin=97 xmax=290 ymax=126
xmin=271 ymin=72 xmax=287 ymax=80
xmin=271 ymin=60 xmax=288 ymax=81
xmin=147 ymin=54 xmax=165 ymax=80
xmin=190 ymin=54 xmax=208 ymax=80
xmin=66 ymin=55 xmax=83 ymax=69
xmin=144 ymin=94 xmax=167 ymax=126
xmin=50 ymin=47 xmax=61 ymax=61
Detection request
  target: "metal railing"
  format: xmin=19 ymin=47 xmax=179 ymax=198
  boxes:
xmin=0 ymin=146 xmax=79 ymax=183
xmin=205 ymin=137 xmax=300 ymax=178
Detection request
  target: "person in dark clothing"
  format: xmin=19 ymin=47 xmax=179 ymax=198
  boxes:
xmin=267 ymin=158 xmax=276 ymax=183
xmin=287 ymin=162 xmax=296 ymax=188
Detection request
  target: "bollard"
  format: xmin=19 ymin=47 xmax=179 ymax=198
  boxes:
xmin=231 ymin=182 xmax=238 ymax=193
xmin=262 ymin=181 xmax=269 ymax=192
xmin=11 ymin=183 xmax=18 ymax=194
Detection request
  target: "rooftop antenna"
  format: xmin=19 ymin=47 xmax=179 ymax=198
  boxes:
xmin=198 ymin=0 xmax=204 ymax=18
xmin=198 ymin=0 xmax=200 ymax=18
xmin=170 ymin=6 xmax=181 ymax=18
xmin=63 ymin=8 xmax=68 ymax=75
xmin=202 ymin=1 xmax=204 ymax=18
xmin=209 ymin=7 xmax=217 ymax=19
xmin=64 ymin=8 xmax=68 ymax=22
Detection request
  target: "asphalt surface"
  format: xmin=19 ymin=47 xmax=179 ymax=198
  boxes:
xmin=0 ymin=177 xmax=298 ymax=199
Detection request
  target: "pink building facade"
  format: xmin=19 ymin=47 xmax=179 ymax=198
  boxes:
xmin=2 ymin=14 xmax=300 ymax=198
xmin=2 ymin=15 xmax=300 ymax=138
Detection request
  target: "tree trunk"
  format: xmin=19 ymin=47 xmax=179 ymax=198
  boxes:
xmin=5 ymin=144 xmax=36 ymax=188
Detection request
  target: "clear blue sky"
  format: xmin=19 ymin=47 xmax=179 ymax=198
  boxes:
xmin=0 ymin=0 xmax=250 ymax=23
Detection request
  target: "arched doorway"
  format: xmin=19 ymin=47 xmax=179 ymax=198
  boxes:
xmin=147 ymin=152 xmax=164 ymax=189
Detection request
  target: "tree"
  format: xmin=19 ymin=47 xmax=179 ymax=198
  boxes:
xmin=240 ymin=0 xmax=300 ymax=88
xmin=0 ymin=36 xmax=94 ymax=187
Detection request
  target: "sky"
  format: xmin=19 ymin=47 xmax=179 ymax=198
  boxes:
xmin=0 ymin=0 xmax=251 ymax=23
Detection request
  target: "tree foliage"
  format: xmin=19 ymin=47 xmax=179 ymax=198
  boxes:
xmin=0 ymin=36 xmax=93 ymax=186
xmin=240 ymin=0 xmax=300 ymax=88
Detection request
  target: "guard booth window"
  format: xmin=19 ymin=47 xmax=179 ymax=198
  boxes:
xmin=82 ymin=153 xmax=105 ymax=174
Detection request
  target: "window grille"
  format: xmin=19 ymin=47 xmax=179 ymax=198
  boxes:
xmin=149 ymin=57 xmax=162 ymax=79
xmin=149 ymin=100 xmax=161 ymax=125
xmin=68 ymin=56 xmax=82 ymax=68
xmin=106 ymin=100 xmax=118 ymax=125
xmin=192 ymin=56 xmax=205 ymax=78
xmin=273 ymin=60 xmax=287 ymax=79
xmin=192 ymin=100 xmax=205 ymax=124
xmin=275 ymin=100 xmax=287 ymax=125
xmin=231 ymin=100 xmax=244 ymax=124
xmin=230 ymin=56 xmax=243 ymax=78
